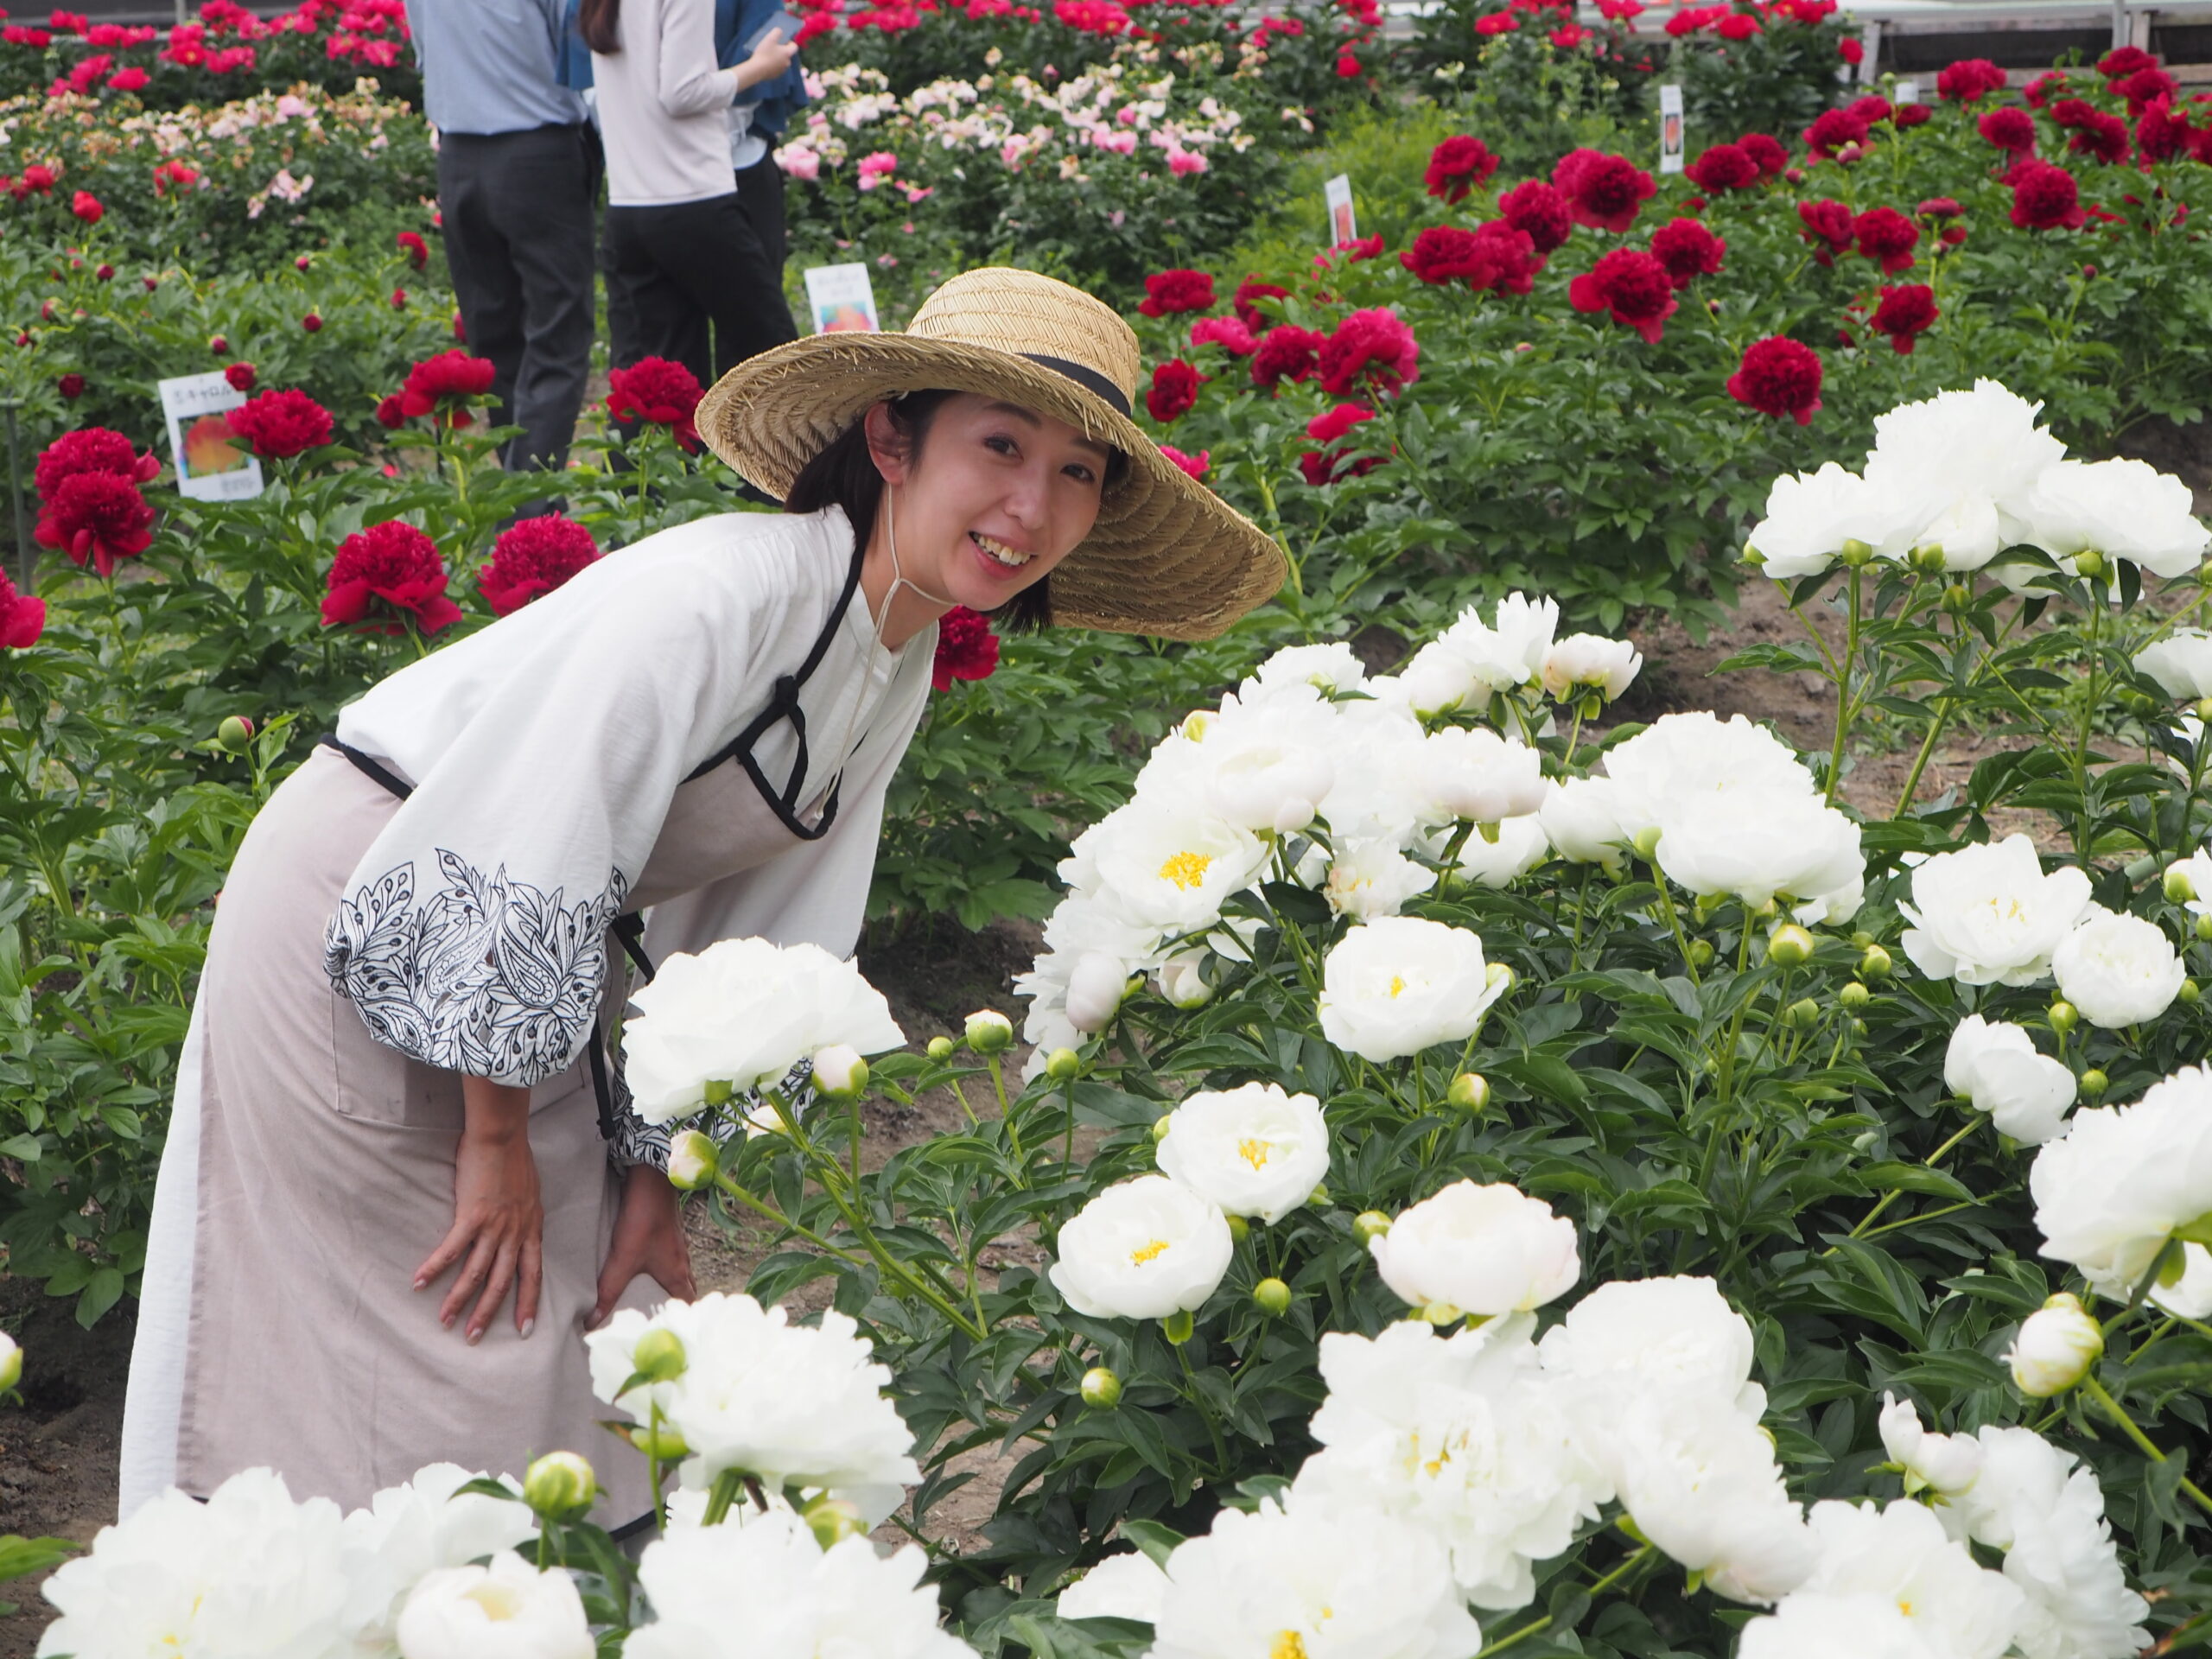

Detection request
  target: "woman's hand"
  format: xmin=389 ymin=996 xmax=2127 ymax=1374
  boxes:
xmin=590 ymin=1165 xmax=696 ymax=1328
xmin=735 ymin=28 xmax=798 ymax=90
xmin=416 ymin=1079 xmax=543 ymax=1344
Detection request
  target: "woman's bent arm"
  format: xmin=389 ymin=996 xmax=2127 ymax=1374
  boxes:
xmin=414 ymin=1077 xmax=544 ymax=1344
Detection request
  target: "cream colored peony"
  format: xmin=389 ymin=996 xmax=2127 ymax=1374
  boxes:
xmin=1048 ymin=1174 xmax=1234 ymax=1321
xmin=1369 ymin=1180 xmax=1579 ymax=1317
xmin=1154 ymin=1082 xmax=1330 ymax=1225
xmin=1319 ymin=917 xmax=1509 ymax=1063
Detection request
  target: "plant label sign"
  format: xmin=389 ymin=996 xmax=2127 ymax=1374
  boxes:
xmin=159 ymin=372 xmax=263 ymax=502
xmin=1894 ymin=78 xmax=1918 ymax=105
xmin=804 ymin=263 xmax=880 ymax=334
xmin=1324 ymin=173 xmax=1357 ymax=245
xmin=1658 ymin=84 xmax=1685 ymax=174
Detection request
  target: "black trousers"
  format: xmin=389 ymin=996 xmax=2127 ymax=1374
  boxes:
xmin=603 ymin=187 xmax=797 ymax=390
xmin=734 ymin=150 xmax=787 ymax=273
xmin=435 ymin=124 xmax=598 ymax=477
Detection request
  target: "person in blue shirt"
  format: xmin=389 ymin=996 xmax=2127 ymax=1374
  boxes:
xmin=404 ymin=0 xmax=599 ymax=485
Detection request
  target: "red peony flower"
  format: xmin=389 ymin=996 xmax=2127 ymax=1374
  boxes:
xmin=1298 ymin=403 xmax=1379 ymax=486
xmin=321 ymin=519 xmax=462 ymax=635
xmin=931 ymin=605 xmax=1000 ymax=690
xmin=302 ymin=313 xmax=323 ymax=333
xmin=1306 ymin=403 xmax=1376 ymax=445
xmin=605 ymin=356 xmax=703 ymax=449
xmin=2011 ymin=160 xmax=2086 ymax=229
xmin=1145 ymin=358 xmax=1205 ymax=422
xmin=1400 ymin=221 xmax=1540 ymax=292
xmin=1853 ymin=207 xmax=1918 ymax=272
xmin=1316 ymin=308 xmax=1420 ymax=397
xmin=2023 ymin=70 xmax=2069 ymax=108
xmin=479 ymin=512 xmax=601 ymax=616
xmin=70 ymin=189 xmax=102 ymax=224
xmin=1332 ymin=234 xmax=1387 ymax=263
xmin=1498 ymin=179 xmax=1573 ymax=252
xmin=2098 ymin=44 xmax=2157 ymax=79
xmin=1803 ymin=108 xmax=1870 ymax=161
xmin=95 ymin=264 xmax=112 ymax=281
xmin=1978 ymin=107 xmax=2037 ymax=153
xmin=1567 ymin=248 xmax=1677 ymax=343
xmin=1715 ymin=11 xmax=1758 ymax=40
xmin=1649 ymin=217 xmax=1725 ymax=287
xmin=1727 ymin=337 xmax=1821 ymax=423
xmin=56 ymin=372 xmax=85 ymax=401
xmin=1685 ymin=142 xmax=1758 ymax=192
xmin=1250 ymin=323 xmax=1324 ymax=391
xmin=108 ymin=65 xmax=147 ymax=91
xmin=35 ymin=471 xmax=155 ymax=577
xmin=1474 ymin=10 xmax=1516 ymax=33
xmin=224 ymin=361 xmax=257 ymax=392
xmin=1137 ymin=269 xmax=1217 ymax=318
xmin=1232 ymin=277 xmax=1289 ymax=331
xmin=1847 ymin=95 xmax=1892 ymax=124
xmin=1737 ymin=132 xmax=1788 ymax=179
xmin=2138 ymin=99 xmax=2195 ymax=162
xmin=225 ymin=388 xmax=334 ymax=459
xmin=399 ymin=349 xmax=496 ymax=423
xmin=1869 ymin=283 xmax=1938 ymax=353
xmin=1917 ymin=197 xmax=1964 ymax=219
xmin=1895 ymin=102 xmax=1933 ymax=128
xmin=1159 ymin=443 xmax=1209 ymax=479
xmin=1552 ymin=148 xmax=1656 ymax=232
xmin=2113 ymin=67 xmax=2176 ymax=113
xmin=391 ymin=289 xmax=408 ymax=309
xmin=1424 ymin=135 xmax=1500 ymax=205
xmin=396 ymin=230 xmax=429 ymax=270
xmin=1838 ymin=36 xmax=1862 ymax=65
xmin=1936 ymin=58 xmax=2007 ymax=102
xmin=0 ymin=569 xmax=43 ymax=651
xmin=2048 ymin=97 xmax=2096 ymax=129
xmin=35 ymin=426 xmax=159 ymax=500
xmin=2068 ymin=111 xmax=2131 ymax=164
xmin=1191 ymin=315 xmax=1258 ymax=355
xmin=375 ymin=393 xmax=406 ymax=429
xmin=1796 ymin=199 xmax=1855 ymax=263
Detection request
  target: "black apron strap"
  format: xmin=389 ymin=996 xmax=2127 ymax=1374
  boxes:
xmin=320 ymin=734 xmax=414 ymax=800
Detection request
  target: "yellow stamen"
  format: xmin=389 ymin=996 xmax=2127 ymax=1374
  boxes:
xmin=1388 ymin=975 xmax=1408 ymax=998
xmin=1271 ymin=1635 xmax=1310 ymax=1659
xmin=1130 ymin=1239 xmax=1172 ymax=1265
xmin=1238 ymin=1137 xmax=1273 ymax=1169
xmin=1159 ymin=850 xmax=1213 ymax=890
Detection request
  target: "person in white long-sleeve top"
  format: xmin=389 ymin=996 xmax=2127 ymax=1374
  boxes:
xmin=581 ymin=0 xmax=799 ymax=385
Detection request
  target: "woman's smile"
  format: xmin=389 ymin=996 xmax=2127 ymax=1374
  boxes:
xmin=969 ymin=530 xmax=1037 ymax=577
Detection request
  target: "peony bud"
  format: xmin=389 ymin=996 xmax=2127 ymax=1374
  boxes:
xmin=810 ymin=1044 xmax=868 ymax=1100
xmin=1785 ymin=996 xmax=1820 ymax=1029
xmin=2079 ymin=1067 xmax=2107 ymax=1098
xmin=2006 ymin=1293 xmax=2102 ymax=1397
xmin=0 ymin=1331 xmax=19 ymax=1393
xmin=1353 ymin=1210 xmax=1391 ymax=1244
xmin=2047 ymin=1000 xmax=2079 ymax=1035
xmin=1254 ymin=1277 xmax=1291 ymax=1315
xmin=207 ymin=334 xmax=228 ymax=355
xmin=1046 ymin=1046 xmax=1081 ymax=1080
xmin=926 ymin=1035 xmax=955 ymax=1060
xmin=1225 ymin=1213 xmax=1249 ymax=1243
xmin=1688 ymin=939 xmax=1715 ymax=969
xmin=1306 ymin=1183 xmax=1329 ymax=1207
xmin=521 ymin=1450 xmax=594 ymax=1517
xmin=1447 ymin=1071 xmax=1490 ymax=1113
xmin=216 ymin=715 xmax=255 ymax=753
xmin=296 ymin=254 xmax=313 ymax=270
xmin=1065 ymin=951 xmax=1129 ymax=1033
xmin=1908 ymin=543 xmax=1947 ymax=574
xmin=965 ymin=1009 xmax=1014 ymax=1053
xmin=2198 ymin=913 xmax=2212 ymax=944
xmin=2183 ymin=979 xmax=2202 ymax=1005
xmin=1162 ymin=1309 xmax=1196 ymax=1344
xmin=1840 ymin=981 xmax=1870 ymax=1009
xmin=1419 ymin=1300 xmax=1464 ymax=1325
xmin=802 ymin=1495 xmax=866 ymax=1548
xmin=2167 ymin=861 xmax=2197 ymax=904
xmin=1859 ymin=944 xmax=1892 ymax=978
xmin=1766 ymin=925 xmax=1815 ymax=968
xmin=1150 ymin=1113 xmax=1173 ymax=1143
xmin=1838 ymin=537 xmax=1874 ymax=568
xmin=1941 ymin=583 xmax=1971 ymax=614
xmin=1080 ymin=1365 xmax=1123 ymax=1408
xmin=626 ymin=1422 xmax=690 ymax=1460
xmin=702 ymin=1078 xmax=734 ymax=1107
xmin=2074 ymin=550 xmax=2108 ymax=581
xmin=1159 ymin=952 xmax=1213 ymax=1009
xmin=665 ymin=1128 xmax=716 ymax=1191
xmin=632 ymin=1328 xmax=686 ymax=1382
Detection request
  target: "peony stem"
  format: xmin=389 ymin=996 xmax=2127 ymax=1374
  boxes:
xmin=1476 ymin=1542 xmax=1655 ymax=1658
xmin=1823 ymin=563 xmax=1863 ymax=807
xmin=1838 ymin=1116 xmax=1982 ymax=1246
xmin=700 ymin=1466 xmax=747 ymax=1526
xmin=2080 ymin=1374 xmax=2212 ymax=1516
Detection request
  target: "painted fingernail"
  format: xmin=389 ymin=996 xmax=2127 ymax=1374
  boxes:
xmin=520 ymin=1319 xmax=536 ymax=1339
xmin=414 ymin=1278 xmax=427 ymax=1290
xmin=467 ymin=1327 xmax=483 ymax=1345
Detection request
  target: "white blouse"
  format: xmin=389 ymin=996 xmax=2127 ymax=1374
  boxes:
xmin=327 ymin=505 xmax=933 ymax=1107
xmin=592 ymin=0 xmax=747 ymax=207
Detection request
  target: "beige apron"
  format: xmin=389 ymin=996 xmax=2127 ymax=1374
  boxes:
xmin=174 ymin=739 xmax=842 ymax=1521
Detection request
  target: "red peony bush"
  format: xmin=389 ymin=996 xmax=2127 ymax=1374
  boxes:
xmin=606 ymin=357 xmax=704 ymax=450
xmin=1137 ymin=269 xmax=1216 ymax=318
xmin=1145 ymin=359 xmax=1205 ymax=422
xmin=1869 ymin=283 xmax=1939 ymax=353
xmin=1314 ymin=308 xmax=1419 ymax=397
xmin=321 ymin=520 xmax=462 ymax=635
xmin=1567 ymin=248 xmax=1677 ymax=342
xmin=397 ymin=350 xmax=497 ymax=423
xmin=479 ymin=514 xmax=601 ymax=616
xmin=1552 ymin=149 xmax=1656 ymax=232
xmin=36 ymin=472 xmax=156 ymax=577
xmin=1649 ymin=218 xmax=1726 ymax=287
xmin=1423 ymin=136 xmax=1499 ymax=206
xmin=1727 ymin=336 xmax=1823 ymax=423
xmin=226 ymin=388 xmax=335 ymax=459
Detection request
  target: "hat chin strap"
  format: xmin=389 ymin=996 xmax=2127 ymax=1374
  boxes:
xmin=880 ymin=483 xmax=960 ymax=615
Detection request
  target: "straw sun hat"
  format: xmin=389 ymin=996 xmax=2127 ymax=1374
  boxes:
xmin=695 ymin=267 xmax=1287 ymax=642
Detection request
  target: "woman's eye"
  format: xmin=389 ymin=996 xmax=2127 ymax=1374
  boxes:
xmin=985 ymin=435 xmax=1018 ymax=456
xmin=1064 ymin=463 xmax=1096 ymax=485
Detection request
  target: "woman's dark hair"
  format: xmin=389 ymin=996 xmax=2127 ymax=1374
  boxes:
xmin=784 ymin=391 xmax=1128 ymax=635
xmin=578 ymin=0 xmax=621 ymax=54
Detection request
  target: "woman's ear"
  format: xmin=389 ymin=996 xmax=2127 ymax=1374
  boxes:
xmin=861 ymin=402 xmax=912 ymax=487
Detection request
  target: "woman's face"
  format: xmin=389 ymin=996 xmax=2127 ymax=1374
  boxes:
xmin=865 ymin=392 xmax=1110 ymax=612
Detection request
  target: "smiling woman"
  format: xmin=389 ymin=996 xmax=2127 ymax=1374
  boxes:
xmin=117 ymin=265 xmax=1284 ymax=1535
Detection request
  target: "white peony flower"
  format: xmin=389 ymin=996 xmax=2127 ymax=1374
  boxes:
xmin=1325 ymin=838 xmax=1437 ymax=919
xmin=1877 ymin=1394 xmax=1983 ymax=1497
xmin=1898 ymin=836 xmax=2094 ymax=988
xmin=1408 ymin=727 xmax=1548 ymax=826
xmin=1292 ymin=1316 xmax=1606 ymax=1611
xmin=1601 ymin=712 xmax=1815 ymax=843
xmin=1436 ymin=591 xmax=1559 ymax=695
xmin=1065 ymin=801 xmax=1269 ymax=935
xmin=1154 ymin=1082 xmax=1330 ymax=1224
xmin=1319 ymin=916 xmax=1508 ymax=1064
xmin=1937 ymin=1426 xmax=2150 ymax=1659
xmin=1605 ymin=1396 xmax=1814 ymax=1605
xmin=2134 ymin=629 xmax=2212 ymax=701
xmin=1243 ymin=640 xmax=1367 ymax=700
xmin=340 ymin=1463 xmax=538 ymax=1649
xmin=2005 ymin=1293 xmax=2104 ymax=1398
xmin=1315 ymin=696 xmax=1430 ymax=847
xmin=1048 ymin=1174 xmax=1233 ymax=1321
xmin=2030 ymin=1065 xmax=2212 ymax=1302
xmin=1198 ymin=716 xmax=1338 ymax=835
xmin=586 ymin=1294 xmax=920 ymax=1522
xmin=1398 ymin=639 xmax=1484 ymax=718
xmin=1065 ymin=950 xmax=1133 ymax=1033
xmin=1795 ymin=1499 xmax=2024 ymax=1659
xmin=1541 ymin=633 xmax=1643 ymax=702
xmin=1057 ymin=1549 xmax=1170 ymax=1624
xmin=2050 ymin=909 xmax=2186 ymax=1028
xmin=1737 ymin=1592 xmax=1939 ymax=1659
xmin=1455 ymin=815 xmax=1549 ymax=888
xmin=1652 ymin=785 xmax=1864 ymax=916
xmin=1943 ymin=1015 xmax=2076 ymax=1145
xmin=38 ymin=1469 xmax=351 ymax=1659
xmin=1860 ymin=379 xmax=2067 ymax=569
xmin=625 ymin=1508 xmax=974 ymax=1659
xmin=1745 ymin=461 xmax=1923 ymax=578
xmin=624 ymin=939 xmax=906 ymax=1126
xmin=2151 ymin=1240 xmax=2212 ymax=1319
xmin=394 ymin=1552 xmax=594 ymax=1659
xmin=1369 ymin=1180 xmax=1579 ymax=1316
xmin=1154 ymin=949 xmax=1214 ymax=1010
xmin=1538 ymin=776 xmax=1629 ymax=867
xmin=1536 ymin=1275 xmax=1767 ymax=1423
xmin=1147 ymin=1495 xmax=1484 ymax=1659
xmin=2019 ymin=455 xmax=2210 ymax=581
